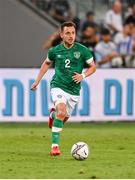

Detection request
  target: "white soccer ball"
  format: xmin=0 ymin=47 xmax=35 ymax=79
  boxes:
xmin=71 ymin=142 xmax=89 ymax=160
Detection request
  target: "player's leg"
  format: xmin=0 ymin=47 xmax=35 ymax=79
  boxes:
xmin=50 ymin=88 xmax=67 ymax=156
xmin=50 ymin=102 xmax=67 ymax=156
xmin=50 ymin=92 xmax=79 ymax=129
xmin=48 ymin=88 xmax=70 ymax=129
xmin=48 ymin=109 xmax=69 ymax=128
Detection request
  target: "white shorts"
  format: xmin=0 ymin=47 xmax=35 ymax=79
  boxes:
xmin=51 ymin=88 xmax=79 ymax=117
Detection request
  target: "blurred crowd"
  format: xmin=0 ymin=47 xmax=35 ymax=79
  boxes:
xmin=30 ymin=0 xmax=135 ymax=68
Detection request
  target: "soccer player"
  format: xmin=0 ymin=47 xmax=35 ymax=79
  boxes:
xmin=31 ymin=21 xmax=96 ymax=156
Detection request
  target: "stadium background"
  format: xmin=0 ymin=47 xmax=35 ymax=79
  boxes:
xmin=0 ymin=0 xmax=135 ymax=179
xmin=0 ymin=0 xmax=135 ymax=122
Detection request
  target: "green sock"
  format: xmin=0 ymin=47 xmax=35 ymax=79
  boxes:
xmin=53 ymin=118 xmax=63 ymax=128
xmin=52 ymin=132 xmax=60 ymax=144
xmin=52 ymin=119 xmax=63 ymax=145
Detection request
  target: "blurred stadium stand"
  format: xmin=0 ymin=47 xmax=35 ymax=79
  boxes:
xmin=0 ymin=0 xmax=135 ymax=122
xmin=0 ymin=0 xmax=135 ymax=68
xmin=0 ymin=0 xmax=58 ymax=67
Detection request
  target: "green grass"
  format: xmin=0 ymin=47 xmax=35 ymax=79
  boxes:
xmin=0 ymin=122 xmax=135 ymax=179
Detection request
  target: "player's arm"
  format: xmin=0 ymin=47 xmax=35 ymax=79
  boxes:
xmin=31 ymin=59 xmax=52 ymax=91
xmin=82 ymin=60 xmax=96 ymax=77
xmin=72 ymin=60 xmax=96 ymax=84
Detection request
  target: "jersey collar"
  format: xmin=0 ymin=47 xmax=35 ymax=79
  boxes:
xmin=62 ymin=42 xmax=75 ymax=49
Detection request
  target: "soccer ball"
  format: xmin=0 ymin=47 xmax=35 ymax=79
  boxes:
xmin=71 ymin=142 xmax=89 ymax=160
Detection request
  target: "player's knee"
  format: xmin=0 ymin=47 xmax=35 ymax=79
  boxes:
xmin=56 ymin=103 xmax=66 ymax=120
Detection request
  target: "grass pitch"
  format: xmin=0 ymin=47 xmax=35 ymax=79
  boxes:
xmin=0 ymin=122 xmax=135 ymax=179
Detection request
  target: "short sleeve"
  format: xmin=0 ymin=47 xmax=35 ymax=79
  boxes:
xmin=83 ymin=47 xmax=94 ymax=64
xmin=46 ymin=47 xmax=55 ymax=62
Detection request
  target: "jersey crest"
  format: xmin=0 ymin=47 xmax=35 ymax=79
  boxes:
xmin=74 ymin=52 xmax=80 ymax=59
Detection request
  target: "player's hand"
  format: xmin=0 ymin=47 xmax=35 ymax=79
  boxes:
xmin=31 ymin=81 xmax=39 ymax=91
xmin=72 ymin=72 xmax=83 ymax=84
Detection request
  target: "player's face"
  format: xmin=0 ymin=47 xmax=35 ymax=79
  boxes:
xmin=60 ymin=26 xmax=76 ymax=46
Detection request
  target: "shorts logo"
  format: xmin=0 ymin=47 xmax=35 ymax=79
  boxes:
xmin=74 ymin=52 xmax=80 ymax=59
xmin=57 ymin=95 xmax=62 ymax=98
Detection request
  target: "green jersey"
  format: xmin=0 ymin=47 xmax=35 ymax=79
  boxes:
xmin=47 ymin=42 xmax=93 ymax=95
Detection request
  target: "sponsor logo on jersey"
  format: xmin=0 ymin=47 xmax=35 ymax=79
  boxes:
xmin=74 ymin=52 xmax=80 ymax=59
xmin=57 ymin=54 xmax=61 ymax=58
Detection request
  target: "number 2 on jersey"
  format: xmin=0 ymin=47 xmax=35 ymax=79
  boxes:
xmin=65 ymin=59 xmax=70 ymax=68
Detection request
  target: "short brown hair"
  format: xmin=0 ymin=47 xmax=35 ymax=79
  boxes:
xmin=60 ymin=21 xmax=76 ymax=31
